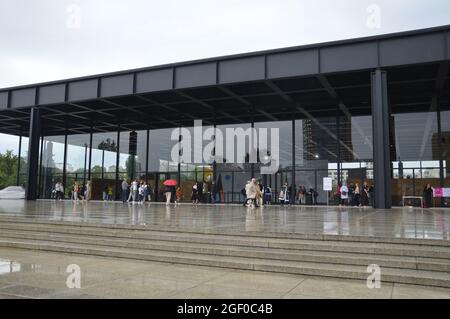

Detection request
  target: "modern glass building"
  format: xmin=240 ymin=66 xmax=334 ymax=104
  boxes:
xmin=1 ymin=25 xmax=450 ymax=208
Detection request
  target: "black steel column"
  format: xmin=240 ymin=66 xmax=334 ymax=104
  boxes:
xmin=251 ymin=119 xmax=255 ymax=178
xmin=16 ymin=133 xmax=22 ymax=186
xmin=291 ymin=118 xmax=296 ymax=204
xmin=88 ymin=126 xmax=93 ymax=181
xmin=371 ymin=69 xmax=392 ymax=209
xmin=83 ymin=143 xmax=88 ymax=186
xmin=26 ymin=107 xmax=41 ymax=200
xmin=115 ymin=124 xmax=121 ymax=200
xmin=38 ymin=134 xmax=44 ymax=198
xmin=62 ymin=131 xmax=68 ymax=191
xmin=177 ymin=127 xmax=181 ymax=186
xmin=145 ymin=128 xmax=149 ymax=183
xmin=336 ymin=105 xmax=341 ymax=185
xmin=437 ymin=104 xmax=444 ymax=207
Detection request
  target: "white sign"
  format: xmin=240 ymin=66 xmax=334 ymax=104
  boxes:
xmin=323 ymin=177 xmax=333 ymax=191
xmin=444 ymin=188 xmax=450 ymax=197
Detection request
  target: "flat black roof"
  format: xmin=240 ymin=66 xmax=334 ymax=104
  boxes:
xmin=0 ymin=25 xmax=449 ymax=136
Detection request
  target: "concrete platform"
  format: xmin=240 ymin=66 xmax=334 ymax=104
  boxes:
xmin=0 ymin=200 xmax=449 ymax=240
xmin=1 ymin=247 xmax=450 ymax=299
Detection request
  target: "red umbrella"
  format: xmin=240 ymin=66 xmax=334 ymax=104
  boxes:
xmin=163 ymin=179 xmax=177 ymax=186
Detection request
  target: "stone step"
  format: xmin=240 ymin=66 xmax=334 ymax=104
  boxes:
xmin=1 ymin=217 xmax=450 ymax=247
xmin=1 ymin=230 xmax=450 ymax=272
xmin=1 ymin=238 xmax=450 ymax=288
xmin=0 ymin=221 xmax=449 ymax=259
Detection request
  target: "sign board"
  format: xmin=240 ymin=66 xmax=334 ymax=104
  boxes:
xmin=434 ymin=188 xmax=450 ymax=198
xmin=434 ymin=188 xmax=443 ymax=198
xmin=444 ymin=188 xmax=450 ymax=197
xmin=323 ymin=177 xmax=333 ymax=191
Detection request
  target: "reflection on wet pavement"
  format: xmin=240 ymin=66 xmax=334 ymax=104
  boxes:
xmin=1 ymin=247 xmax=450 ymax=299
xmin=0 ymin=200 xmax=449 ymax=240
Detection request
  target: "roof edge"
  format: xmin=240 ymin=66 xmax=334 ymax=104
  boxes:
xmin=1 ymin=23 xmax=450 ymax=92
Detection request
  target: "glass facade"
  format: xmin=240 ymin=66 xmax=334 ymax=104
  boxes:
xmin=14 ymin=98 xmax=448 ymax=207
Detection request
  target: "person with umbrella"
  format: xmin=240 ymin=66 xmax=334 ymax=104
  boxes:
xmin=163 ymin=179 xmax=177 ymax=206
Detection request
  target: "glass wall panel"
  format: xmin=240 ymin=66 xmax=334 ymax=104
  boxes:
xmin=441 ymin=110 xmax=450 ymax=197
xmin=66 ymin=134 xmax=90 ymax=197
xmin=0 ymin=134 xmax=20 ymax=189
xmin=18 ymin=136 xmax=29 ymax=186
xmin=390 ymin=111 xmax=439 ymax=206
xmin=295 ymin=117 xmax=338 ymax=204
xmin=90 ymin=132 xmax=118 ymax=200
xmin=119 ymin=130 xmax=147 ymax=181
xmin=39 ymin=135 xmax=65 ymax=199
xmin=216 ymin=123 xmax=253 ymax=202
xmin=149 ymin=128 xmax=178 ymax=173
xmin=339 ymin=114 xmax=373 ymax=192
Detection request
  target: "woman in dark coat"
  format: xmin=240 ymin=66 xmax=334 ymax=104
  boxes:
xmin=423 ymin=184 xmax=433 ymax=208
xmin=360 ymin=182 xmax=369 ymax=207
xmin=191 ymin=183 xmax=199 ymax=205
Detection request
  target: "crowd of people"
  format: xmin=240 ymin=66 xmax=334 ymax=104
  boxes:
xmin=335 ymin=182 xmax=374 ymax=207
xmin=52 ymin=180 xmax=92 ymax=202
xmin=240 ymin=179 xmax=320 ymax=208
xmin=121 ymin=179 xmax=153 ymax=204
xmin=49 ymin=177 xmax=383 ymax=209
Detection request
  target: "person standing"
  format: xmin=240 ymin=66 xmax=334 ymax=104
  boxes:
xmin=340 ymin=184 xmax=349 ymax=206
xmin=279 ymin=183 xmax=289 ymax=207
xmin=242 ymin=181 xmax=250 ymax=207
xmin=165 ymin=184 xmax=172 ymax=206
xmin=211 ymin=182 xmax=218 ymax=204
xmin=423 ymin=184 xmax=433 ymax=208
xmin=191 ymin=183 xmax=199 ymax=205
xmin=263 ymin=185 xmax=272 ymax=205
xmin=72 ymin=182 xmax=80 ymax=202
xmin=147 ymin=184 xmax=152 ymax=202
xmin=175 ymin=186 xmax=183 ymax=205
xmin=360 ymin=182 xmax=369 ymax=207
xmin=85 ymin=180 xmax=91 ymax=201
xmin=246 ymin=178 xmax=258 ymax=208
xmin=128 ymin=179 xmax=138 ymax=203
xmin=121 ymin=179 xmax=129 ymax=203
xmin=107 ymin=185 xmax=113 ymax=201
xmin=138 ymin=182 xmax=145 ymax=204
xmin=256 ymin=181 xmax=263 ymax=207
xmin=354 ymin=183 xmax=361 ymax=207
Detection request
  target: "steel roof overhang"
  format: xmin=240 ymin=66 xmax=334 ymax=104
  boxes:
xmin=0 ymin=24 xmax=449 ymax=136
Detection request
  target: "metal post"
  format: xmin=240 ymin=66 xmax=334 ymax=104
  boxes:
xmin=437 ymin=103 xmax=444 ymax=207
xmin=145 ymin=128 xmax=149 ymax=183
xmin=371 ymin=69 xmax=392 ymax=209
xmin=115 ymin=124 xmax=120 ymax=200
xmin=291 ymin=118 xmax=296 ymax=205
xmin=62 ymin=132 xmax=68 ymax=192
xmin=38 ymin=134 xmax=44 ymax=198
xmin=336 ymin=105 xmax=341 ymax=185
xmin=16 ymin=133 xmax=22 ymax=186
xmin=83 ymin=143 xmax=87 ymax=186
xmin=25 ymin=107 xmax=41 ymax=200
xmin=88 ymin=126 xmax=93 ymax=181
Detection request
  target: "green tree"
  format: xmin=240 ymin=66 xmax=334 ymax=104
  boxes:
xmin=0 ymin=150 xmax=18 ymax=189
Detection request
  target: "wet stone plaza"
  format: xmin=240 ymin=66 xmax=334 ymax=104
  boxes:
xmin=1 ymin=200 xmax=450 ymax=299
xmin=0 ymin=200 xmax=449 ymax=240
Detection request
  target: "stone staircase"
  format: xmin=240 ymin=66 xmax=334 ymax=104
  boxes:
xmin=0 ymin=218 xmax=449 ymax=288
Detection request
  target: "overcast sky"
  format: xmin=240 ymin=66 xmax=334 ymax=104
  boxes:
xmin=1 ymin=0 xmax=450 ymax=154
